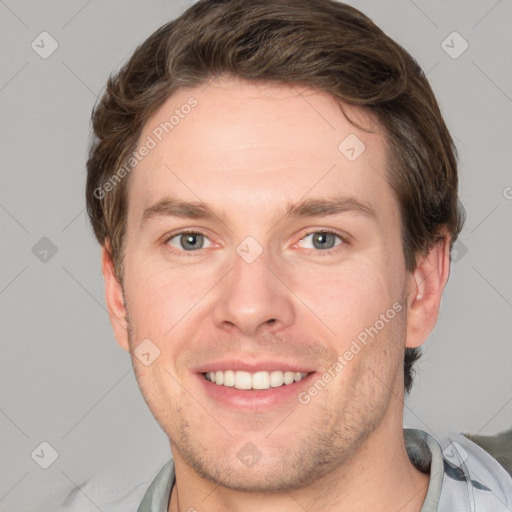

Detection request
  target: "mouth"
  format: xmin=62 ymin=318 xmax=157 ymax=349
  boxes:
xmin=195 ymin=364 xmax=316 ymax=411
xmin=202 ymin=370 xmax=310 ymax=390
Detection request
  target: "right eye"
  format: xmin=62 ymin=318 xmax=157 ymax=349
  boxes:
xmin=165 ymin=231 xmax=213 ymax=253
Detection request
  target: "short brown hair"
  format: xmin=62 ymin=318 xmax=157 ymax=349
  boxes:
xmin=86 ymin=0 xmax=466 ymax=395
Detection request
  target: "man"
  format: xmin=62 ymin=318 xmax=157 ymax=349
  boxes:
xmin=85 ymin=0 xmax=512 ymax=510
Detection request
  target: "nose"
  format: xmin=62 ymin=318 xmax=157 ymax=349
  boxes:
xmin=210 ymin=247 xmax=295 ymax=337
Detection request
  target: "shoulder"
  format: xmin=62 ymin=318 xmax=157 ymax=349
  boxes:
xmin=405 ymin=427 xmax=512 ymax=510
xmin=439 ymin=430 xmax=512 ymax=510
xmin=54 ymin=459 xmax=172 ymax=512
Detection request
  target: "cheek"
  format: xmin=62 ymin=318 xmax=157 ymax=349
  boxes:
xmin=123 ymin=253 xmax=201 ymax=336
xmin=289 ymin=256 xmax=399 ymax=337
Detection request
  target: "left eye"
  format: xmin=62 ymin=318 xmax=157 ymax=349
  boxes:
xmin=298 ymin=231 xmax=343 ymax=251
xmin=166 ymin=232 xmax=213 ymax=251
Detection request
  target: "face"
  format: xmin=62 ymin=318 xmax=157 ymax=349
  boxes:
xmin=113 ymin=77 xmax=416 ymax=491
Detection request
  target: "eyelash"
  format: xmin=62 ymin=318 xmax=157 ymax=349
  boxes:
xmin=162 ymin=229 xmax=349 ymax=257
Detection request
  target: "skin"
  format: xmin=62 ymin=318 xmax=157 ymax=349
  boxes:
xmin=102 ymin=76 xmax=451 ymax=512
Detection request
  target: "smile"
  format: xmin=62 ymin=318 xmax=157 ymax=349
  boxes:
xmin=203 ymin=370 xmax=309 ymax=390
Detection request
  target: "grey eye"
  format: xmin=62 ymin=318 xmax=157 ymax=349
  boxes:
xmin=300 ymin=232 xmax=342 ymax=250
xmin=167 ymin=232 xmax=212 ymax=251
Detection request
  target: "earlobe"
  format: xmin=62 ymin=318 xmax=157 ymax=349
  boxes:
xmin=101 ymin=243 xmax=130 ymax=352
xmin=405 ymin=234 xmax=451 ymax=349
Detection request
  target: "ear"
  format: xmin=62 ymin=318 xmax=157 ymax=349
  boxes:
xmin=101 ymin=243 xmax=130 ymax=352
xmin=405 ymin=233 xmax=451 ymax=349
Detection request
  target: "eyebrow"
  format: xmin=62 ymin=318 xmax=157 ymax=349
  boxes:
xmin=140 ymin=195 xmax=377 ymax=229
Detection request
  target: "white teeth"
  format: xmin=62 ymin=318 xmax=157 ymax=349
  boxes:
xmin=252 ymin=371 xmax=270 ymax=390
xmin=283 ymin=371 xmax=295 ymax=385
xmin=270 ymin=370 xmax=284 ymax=387
xmin=223 ymin=370 xmax=235 ymax=387
xmin=204 ymin=370 xmax=308 ymax=390
xmin=234 ymin=371 xmax=252 ymax=390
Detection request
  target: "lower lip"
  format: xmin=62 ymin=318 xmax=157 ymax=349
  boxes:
xmin=197 ymin=373 xmax=315 ymax=411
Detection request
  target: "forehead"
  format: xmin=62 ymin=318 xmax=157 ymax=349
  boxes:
xmin=127 ymin=76 xmax=395 ymax=224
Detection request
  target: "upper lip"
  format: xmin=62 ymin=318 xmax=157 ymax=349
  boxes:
xmin=194 ymin=358 xmax=315 ymax=374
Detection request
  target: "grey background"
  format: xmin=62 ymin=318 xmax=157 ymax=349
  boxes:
xmin=1 ymin=0 xmax=511 ymax=510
